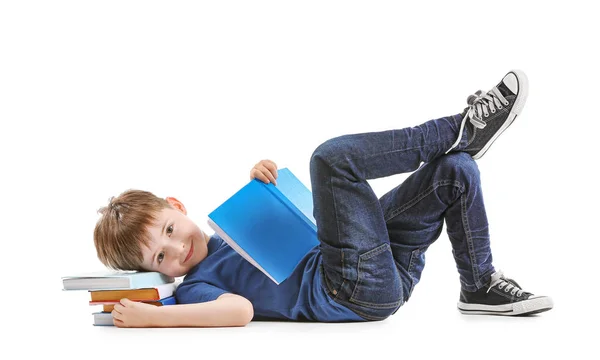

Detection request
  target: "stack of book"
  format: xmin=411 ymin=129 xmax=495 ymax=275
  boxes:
xmin=62 ymin=270 xmax=179 ymax=326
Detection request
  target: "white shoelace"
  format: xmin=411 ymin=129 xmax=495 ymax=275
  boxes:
xmin=445 ymin=87 xmax=510 ymax=154
xmin=487 ymin=270 xmax=524 ymax=297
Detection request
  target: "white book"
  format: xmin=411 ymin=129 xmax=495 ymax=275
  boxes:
xmin=92 ymin=312 xmax=114 ymax=326
xmin=62 ymin=270 xmax=174 ymax=291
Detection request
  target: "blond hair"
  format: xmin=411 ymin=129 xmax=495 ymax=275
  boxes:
xmin=94 ymin=189 xmax=171 ymax=270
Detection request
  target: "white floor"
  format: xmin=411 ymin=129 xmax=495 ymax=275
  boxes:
xmin=40 ymin=283 xmax=591 ymax=360
xmin=27 ymin=246 xmax=594 ymax=360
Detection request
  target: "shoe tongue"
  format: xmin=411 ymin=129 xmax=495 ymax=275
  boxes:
xmin=506 ymin=278 xmax=521 ymax=289
xmin=497 ymin=81 xmax=515 ymax=97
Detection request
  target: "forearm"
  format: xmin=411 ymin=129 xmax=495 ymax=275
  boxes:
xmin=152 ymin=297 xmax=253 ymax=327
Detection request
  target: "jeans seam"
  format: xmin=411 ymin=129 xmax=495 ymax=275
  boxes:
xmin=384 ymin=180 xmax=463 ymax=222
xmin=322 ymin=264 xmax=345 ymax=300
xmin=349 ymin=243 xmax=401 ymax=308
xmin=328 ymin=136 xmax=460 ymax=169
xmin=408 ymin=248 xmax=419 ymax=278
xmin=460 ymin=272 xmax=493 ymax=291
xmin=461 ymin=192 xmax=480 ymax=285
xmin=341 ymin=244 xmax=345 ymax=282
xmin=333 ymin=297 xmax=394 ymax=321
xmin=348 ymin=307 xmax=388 ymax=321
xmin=350 ymin=298 xmax=402 ymax=309
xmin=329 ymin=171 xmax=345 ymax=282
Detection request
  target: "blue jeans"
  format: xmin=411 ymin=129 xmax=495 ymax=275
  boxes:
xmin=310 ymin=114 xmax=495 ymax=321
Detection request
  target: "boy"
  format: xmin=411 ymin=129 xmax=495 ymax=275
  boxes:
xmin=94 ymin=69 xmax=553 ymax=328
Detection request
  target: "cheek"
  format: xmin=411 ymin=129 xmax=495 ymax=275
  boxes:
xmin=181 ymin=224 xmax=197 ymax=238
xmin=166 ymin=265 xmax=183 ymax=278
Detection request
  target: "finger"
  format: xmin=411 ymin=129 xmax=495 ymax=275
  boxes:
xmin=250 ymin=168 xmax=263 ymax=182
xmin=113 ymin=318 xmax=126 ymax=327
xmin=112 ymin=309 xmax=123 ymax=321
xmin=259 ymin=163 xmax=277 ymax=183
xmin=113 ymin=303 xmax=123 ymax=313
xmin=120 ymin=298 xmax=132 ymax=306
xmin=250 ymin=168 xmax=263 ymax=181
xmin=257 ymin=164 xmax=276 ymax=185
xmin=256 ymin=173 xmax=270 ymax=184
xmin=262 ymin=161 xmax=278 ymax=180
xmin=252 ymin=165 xmax=270 ymax=184
xmin=265 ymin=159 xmax=277 ymax=171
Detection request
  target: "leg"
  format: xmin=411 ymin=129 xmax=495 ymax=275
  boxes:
xmin=377 ymin=69 xmax=553 ymax=316
xmin=379 ymin=151 xmax=494 ymax=305
xmin=310 ymin=113 xmax=469 ymax=321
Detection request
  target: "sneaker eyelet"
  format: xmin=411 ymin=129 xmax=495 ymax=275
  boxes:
xmin=491 ymin=109 xmax=496 ymax=113
xmin=498 ymin=285 xmax=504 ymax=290
xmin=498 ymin=105 xmax=503 ymax=109
xmin=504 ymin=288 xmax=510 ymax=292
xmin=504 ymin=101 xmax=509 ymax=106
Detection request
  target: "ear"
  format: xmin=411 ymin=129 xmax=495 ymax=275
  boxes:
xmin=165 ymin=197 xmax=187 ymax=215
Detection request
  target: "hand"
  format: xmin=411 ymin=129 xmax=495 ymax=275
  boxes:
xmin=250 ymin=159 xmax=278 ymax=185
xmin=111 ymin=298 xmax=159 ymax=328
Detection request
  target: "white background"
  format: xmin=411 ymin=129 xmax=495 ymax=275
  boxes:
xmin=1 ymin=1 xmax=598 ymax=358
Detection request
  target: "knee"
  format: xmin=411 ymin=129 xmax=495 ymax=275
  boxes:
xmin=310 ymin=139 xmax=340 ymax=168
xmin=437 ymin=152 xmax=480 ymax=183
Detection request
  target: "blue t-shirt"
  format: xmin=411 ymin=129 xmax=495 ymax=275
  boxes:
xmin=175 ymin=233 xmax=365 ymax=322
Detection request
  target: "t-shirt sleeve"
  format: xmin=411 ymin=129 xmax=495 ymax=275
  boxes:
xmin=175 ymin=281 xmax=229 ymax=304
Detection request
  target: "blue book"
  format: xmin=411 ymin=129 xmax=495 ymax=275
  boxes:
xmin=154 ymin=295 xmax=177 ymax=306
xmin=207 ymin=167 xmax=319 ymax=285
xmin=62 ymin=270 xmax=175 ymax=291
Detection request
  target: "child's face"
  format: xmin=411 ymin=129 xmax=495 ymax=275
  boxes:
xmin=140 ymin=198 xmax=210 ymax=277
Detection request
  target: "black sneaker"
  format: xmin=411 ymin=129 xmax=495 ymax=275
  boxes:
xmin=457 ymin=271 xmax=554 ymax=316
xmin=446 ymin=69 xmax=529 ymax=159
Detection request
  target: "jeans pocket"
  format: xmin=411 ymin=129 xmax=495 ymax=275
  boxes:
xmin=406 ymin=248 xmax=425 ymax=300
xmin=390 ymin=245 xmax=426 ymax=302
xmin=318 ymin=242 xmax=346 ymax=297
xmin=349 ymin=243 xmax=402 ymax=309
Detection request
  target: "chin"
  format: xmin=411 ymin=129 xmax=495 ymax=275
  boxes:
xmin=187 ymin=258 xmax=203 ymax=269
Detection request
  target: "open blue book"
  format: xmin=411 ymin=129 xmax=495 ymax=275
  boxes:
xmin=207 ymin=167 xmax=319 ymax=285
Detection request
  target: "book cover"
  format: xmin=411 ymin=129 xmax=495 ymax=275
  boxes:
xmin=98 ymin=295 xmax=177 ymax=312
xmin=62 ymin=270 xmax=174 ymax=291
xmin=89 ymin=282 xmax=178 ymax=302
xmin=207 ymin=167 xmax=319 ymax=285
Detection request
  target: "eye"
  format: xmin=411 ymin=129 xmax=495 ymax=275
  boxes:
xmin=167 ymin=224 xmax=174 ymax=235
xmin=157 ymin=251 xmax=165 ymax=264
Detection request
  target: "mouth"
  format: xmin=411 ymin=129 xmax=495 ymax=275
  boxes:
xmin=184 ymin=240 xmax=194 ymax=263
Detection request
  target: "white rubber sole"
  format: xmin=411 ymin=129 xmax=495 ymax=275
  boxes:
xmin=471 ymin=69 xmax=529 ymax=160
xmin=458 ymin=296 xmax=554 ymax=316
